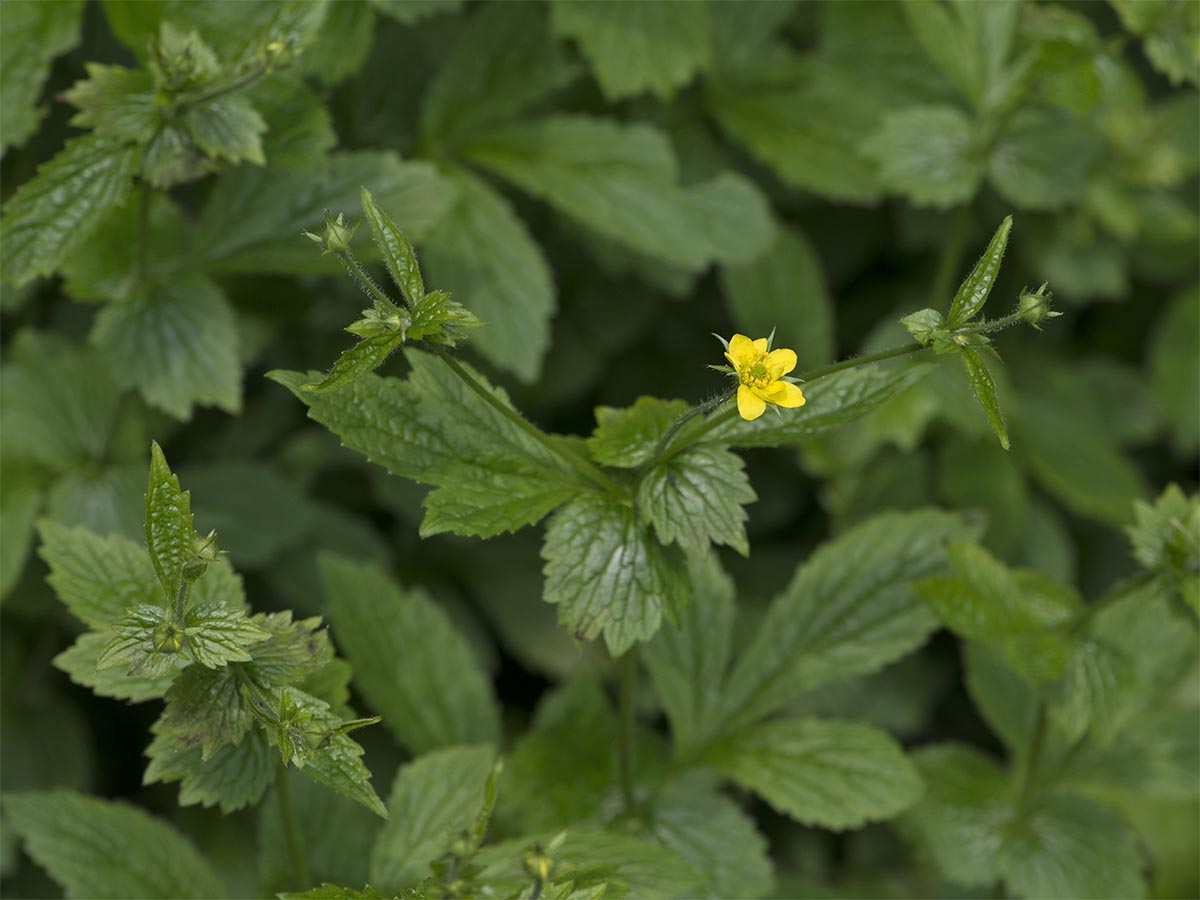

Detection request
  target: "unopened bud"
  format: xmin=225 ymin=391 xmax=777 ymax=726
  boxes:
xmin=1018 ymin=283 xmax=1060 ymax=328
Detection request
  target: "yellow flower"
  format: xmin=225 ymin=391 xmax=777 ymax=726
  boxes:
xmin=724 ymin=333 xmax=806 ymax=421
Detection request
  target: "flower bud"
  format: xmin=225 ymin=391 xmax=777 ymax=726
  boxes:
xmin=1018 ymin=283 xmax=1060 ymax=328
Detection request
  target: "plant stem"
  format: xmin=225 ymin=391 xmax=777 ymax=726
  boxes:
xmin=431 ymin=346 xmax=625 ymax=497
xmin=276 ymin=762 xmax=310 ymax=889
xmin=931 ymin=202 xmax=973 ymax=306
xmin=794 ymin=342 xmax=926 ymax=381
xmin=619 ymin=652 xmax=638 ymax=818
xmin=1016 ymin=702 xmax=1048 ymax=816
xmin=337 ymin=249 xmax=403 ymax=311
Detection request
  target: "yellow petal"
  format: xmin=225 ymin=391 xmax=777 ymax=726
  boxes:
xmin=764 ymin=348 xmax=798 ymax=379
xmin=752 ymin=337 xmax=769 ymax=354
xmin=737 ymin=384 xmax=766 ymax=420
xmin=763 ymin=380 xmax=806 ymax=408
xmin=726 ymin=334 xmax=759 ymax=370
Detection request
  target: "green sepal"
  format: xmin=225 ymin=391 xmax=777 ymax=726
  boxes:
xmin=948 ymin=216 xmax=1012 ymax=325
xmin=960 ymin=347 xmax=1010 ymax=450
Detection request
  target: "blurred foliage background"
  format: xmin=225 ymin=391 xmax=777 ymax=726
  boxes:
xmin=1 ymin=0 xmax=1196 ymax=897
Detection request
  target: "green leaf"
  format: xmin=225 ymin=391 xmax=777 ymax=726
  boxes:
xmin=36 ymin=520 xmax=158 ymax=630
xmin=422 ymin=167 xmax=555 ymax=383
xmin=300 ymin=713 xmax=388 ymax=820
xmin=1 ymin=333 xmax=124 ymax=470
xmin=159 ymin=665 xmax=251 ymax=759
xmin=182 ymin=605 xmax=270 ymax=668
xmin=642 ymin=555 xmax=736 ymax=755
xmin=251 ymin=77 xmax=336 ymax=170
xmin=0 ymin=136 xmax=139 ymax=286
xmin=45 ymin=462 xmax=146 ymax=542
xmin=542 ymin=492 xmax=686 ymax=655
xmin=862 ymin=105 xmax=984 ymax=208
xmin=999 ymin=795 xmax=1147 ymax=900
xmin=587 ymin=397 xmax=690 ymax=468
xmin=145 ymin=441 xmax=195 ymax=604
xmin=196 ymin=152 xmax=455 ymax=274
xmin=900 ymin=308 xmax=947 ymax=346
xmin=320 ymin=556 xmax=500 ymax=754
xmin=901 ymin=0 xmax=1020 ymax=109
xmin=368 ymin=0 xmax=463 ymax=25
xmin=712 ymin=362 xmax=936 ymax=447
xmin=361 ymin=186 xmax=424 ymax=305
xmin=549 ymin=0 xmax=711 ymax=100
xmin=948 ymin=215 xmax=1012 ymax=324
xmin=96 ymin=604 xmax=178 ymax=677
xmin=91 ymin=275 xmax=242 ymax=419
xmin=715 ymin=509 xmax=973 ymax=734
xmin=1112 ymin=0 xmax=1200 ymax=86
xmin=307 ymin=333 xmax=408 ymax=394
xmin=420 ymin=2 xmax=578 ymax=143
xmin=637 ymin=445 xmax=756 ymax=556
xmin=989 ymin=108 xmax=1101 ymax=211
xmin=4 ymin=790 xmax=226 ymax=899
xmin=898 ymin=743 xmax=1013 ymax=888
xmin=1 ymin=475 xmax=42 ymax=599
xmin=1048 ymin=637 xmax=1134 ymax=745
xmin=706 ymin=718 xmax=924 ymax=830
xmin=719 ymin=226 xmax=834 ymax=372
xmin=183 ymin=94 xmax=266 ymax=166
xmin=1148 ymin=286 xmax=1200 ymax=456
xmin=464 ymin=115 xmax=773 ymax=270
xmin=960 ymin=347 xmax=1010 ymax=450
xmin=54 ymin=631 xmax=180 ymax=702
xmin=914 ymin=541 xmax=1079 ymax=641
xmin=143 ymin=727 xmax=274 ymax=813
xmin=649 ymin=773 xmax=773 ymax=900
xmin=243 ymin=611 xmax=332 ymax=688
xmin=0 ymin=0 xmax=85 ymax=153
xmin=405 ymin=288 xmax=481 ymax=348
xmin=370 ymin=745 xmax=497 ymax=890
xmin=962 ymin=641 xmax=1039 ymax=752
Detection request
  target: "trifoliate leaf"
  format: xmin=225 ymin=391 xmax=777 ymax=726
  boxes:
xmin=0 ymin=0 xmax=84 ymax=153
xmin=320 ymin=556 xmax=500 ymax=754
xmin=54 ymin=632 xmax=180 ymax=702
xmin=706 ymin=718 xmax=924 ymax=830
xmin=4 ymin=790 xmax=227 ymax=899
xmin=637 ymin=444 xmax=756 ymax=556
xmin=643 ymin=556 xmax=736 ymax=755
xmin=587 ymin=397 xmax=691 ymax=468
xmin=422 ymin=166 xmax=555 ymax=383
xmin=143 ymin=727 xmax=274 ymax=813
xmin=91 ymin=275 xmax=242 ymax=419
xmin=649 ymin=773 xmax=773 ymax=900
xmin=549 ymin=0 xmax=710 ymax=101
xmin=948 ymin=215 xmax=1012 ymax=324
xmin=146 ymin=442 xmax=196 ymax=603
xmin=542 ymin=493 xmax=687 ymax=655
xmin=716 ymin=509 xmax=974 ymax=734
xmin=862 ymin=105 xmax=984 ymax=209
xmin=464 ymin=115 xmax=773 ymax=270
xmin=420 ymin=2 xmax=577 ymax=144
xmin=370 ymin=745 xmax=497 ymax=890
xmin=0 ymin=136 xmax=139 ymax=286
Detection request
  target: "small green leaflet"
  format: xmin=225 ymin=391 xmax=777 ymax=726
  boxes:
xmin=306 ymin=332 xmax=407 ymax=394
xmin=948 ymin=216 xmax=1012 ymax=325
xmin=361 ymin=186 xmax=424 ymax=306
xmin=960 ymin=347 xmax=1010 ymax=450
xmin=146 ymin=442 xmax=197 ymax=604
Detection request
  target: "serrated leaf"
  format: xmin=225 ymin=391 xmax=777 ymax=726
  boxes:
xmin=405 ymin=289 xmax=480 ymax=348
xmin=420 ymin=2 xmax=577 ymax=144
xmin=898 ymin=743 xmax=1013 ymax=888
xmin=146 ymin=442 xmax=195 ymax=603
xmin=707 ymin=718 xmax=924 ymax=830
xmin=183 ymin=94 xmax=266 ymax=166
xmin=712 ymin=362 xmax=936 ymax=447
xmin=44 ymin=462 xmax=145 ymax=541
xmin=1048 ymin=637 xmax=1134 ymax=745
xmin=549 ymin=0 xmax=710 ymax=101
xmin=244 ymin=611 xmax=332 ymax=688
xmin=4 ymin=790 xmax=226 ymax=899
xmin=96 ymin=603 xmax=178 ymax=676
xmin=370 ymin=745 xmax=497 ymax=890
xmin=637 ymin=444 xmax=756 ymax=556
xmin=143 ymin=727 xmax=274 ymax=813
xmin=251 ymin=76 xmax=336 ymax=170
xmin=719 ymin=226 xmax=834 ymax=372
xmin=989 ymin=108 xmax=1102 ymax=210
xmin=649 ymin=773 xmax=773 ymax=900
xmin=960 ymin=347 xmax=1010 ymax=450
xmin=862 ymin=105 xmax=984 ymax=209
xmin=307 ymin=332 xmax=407 ymax=394
xmin=0 ymin=136 xmax=139 ymax=286
xmin=542 ymin=493 xmax=686 ymax=655
xmin=1 ymin=333 xmax=124 ymax=471
xmin=643 ymin=556 xmax=736 ymax=755
xmin=54 ymin=631 xmax=180 ymax=702
xmin=464 ymin=115 xmax=773 ymax=270
xmin=196 ymin=152 xmax=455 ymax=274
xmin=999 ymin=794 xmax=1146 ymax=900
xmin=714 ymin=510 xmax=973 ymax=736
xmin=159 ymin=665 xmax=251 ymax=759
xmin=0 ymin=0 xmax=85 ymax=153
xmin=361 ymin=186 xmax=424 ymax=305
xmin=36 ymin=520 xmax=157 ymax=628
xmin=422 ymin=166 xmax=555 ymax=383
xmin=63 ymin=63 xmax=159 ymax=142
xmin=320 ymin=556 xmax=500 ymax=754
xmin=914 ymin=541 xmax=1079 ymax=641
xmin=91 ymin=275 xmax=242 ymax=418
xmin=948 ymin=216 xmax=1012 ymax=324
xmin=587 ymin=397 xmax=690 ymax=468
xmin=182 ymin=605 xmax=270 ymax=668
xmin=299 ymin=717 xmax=388 ymax=819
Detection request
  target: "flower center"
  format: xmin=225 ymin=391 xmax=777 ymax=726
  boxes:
xmin=740 ymin=358 xmax=773 ymax=388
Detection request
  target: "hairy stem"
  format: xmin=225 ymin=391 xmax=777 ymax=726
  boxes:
xmin=619 ymin=652 xmax=638 ymax=818
xmin=276 ymin=762 xmax=310 ymax=889
xmin=431 ymin=346 xmax=625 ymax=497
